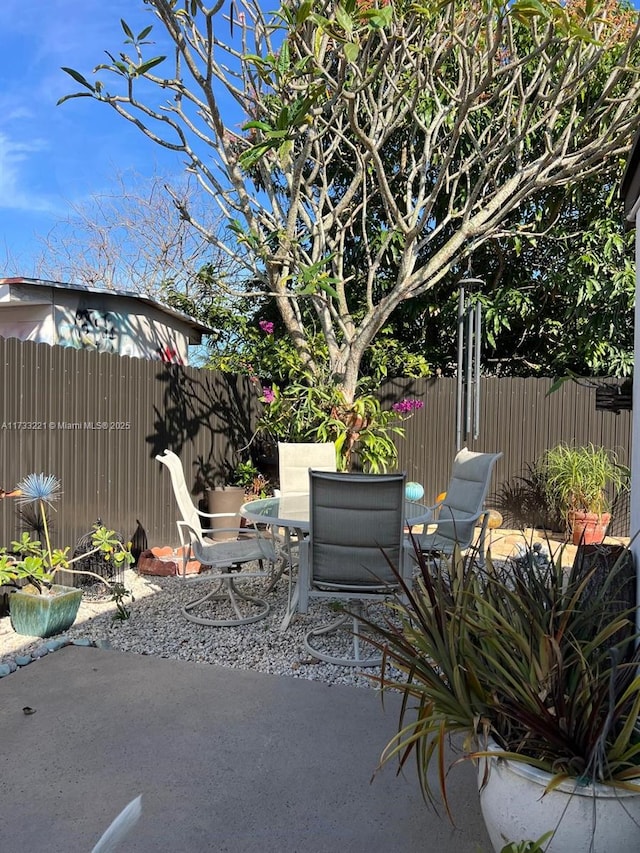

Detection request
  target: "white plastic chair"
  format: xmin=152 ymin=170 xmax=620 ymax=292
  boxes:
xmin=156 ymin=449 xmax=277 ymax=626
xmin=295 ymin=470 xmax=408 ymax=667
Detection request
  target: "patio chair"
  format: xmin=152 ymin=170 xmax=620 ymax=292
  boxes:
xmin=412 ymin=447 xmax=502 ymax=567
xmin=156 ymin=449 xmax=277 ymax=626
xmin=295 ymin=470 xmax=408 ymax=667
xmin=273 ymin=441 xmax=338 ymax=575
xmin=275 ymin=441 xmax=337 ymax=494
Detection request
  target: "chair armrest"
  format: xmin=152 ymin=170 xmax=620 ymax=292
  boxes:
xmin=178 ymin=521 xmax=252 ymax=543
xmin=196 ymin=508 xmax=244 ymax=521
xmin=433 ymin=507 xmax=485 ymax=525
xmin=201 ymin=527 xmax=252 ymax=535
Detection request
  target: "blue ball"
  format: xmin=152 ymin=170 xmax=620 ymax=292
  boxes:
xmin=405 ymin=482 xmax=424 ymax=501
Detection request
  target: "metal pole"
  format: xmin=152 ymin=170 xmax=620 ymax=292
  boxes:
xmin=466 ymin=301 xmax=474 ymax=439
xmin=474 ymin=301 xmax=482 ymax=440
xmin=456 ymin=288 xmax=465 ymax=451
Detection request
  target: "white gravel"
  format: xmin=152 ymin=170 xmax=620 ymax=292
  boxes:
xmin=0 ymin=566 xmax=405 ymax=689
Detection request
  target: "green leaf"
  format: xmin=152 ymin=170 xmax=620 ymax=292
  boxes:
xmin=344 ymin=41 xmax=359 ymax=62
xmin=121 ymin=18 xmax=135 ymax=40
xmin=510 ymin=0 xmax=550 ymax=18
xmin=546 ymin=374 xmax=575 ymax=396
xmin=135 ymin=55 xmax=166 ymax=75
xmin=56 ymin=92 xmax=94 ymax=105
xmin=568 ymin=24 xmax=598 ymax=43
xmin=60 ymin=67 xmax=95 ymax=92
xmin=296 ymin=0 xmax=313 ymax=24
xmin=361 ymin=6 xmax=393 ymax=28
xmin=238 ymin=142 xmax=274 ymax=170
xmin=317 ymin=280 xmax=339 ymax=299
xmin=335 ymin=5 xmax=354 ymax=33
xmin=242 ymin=120 xmax=273 ymax=132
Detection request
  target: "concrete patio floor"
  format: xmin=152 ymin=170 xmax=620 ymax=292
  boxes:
xmin=3 ymin=527 xmax=628 ymax=852
xmin=1 ymin=645 xmax=491 ymax=853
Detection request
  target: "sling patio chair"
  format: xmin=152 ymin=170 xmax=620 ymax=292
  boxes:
xmin=272 ymin=440 xmax=338 ymax=578
xmin=294 ymin=470 xmax=408 ymax=667
xmin=411 ymin=446 xmax=502 ymax=568
xmin=275 ymin=441 xmax=337 ymax=495
xmin=156 ymin=449 xmax=277 ymax=627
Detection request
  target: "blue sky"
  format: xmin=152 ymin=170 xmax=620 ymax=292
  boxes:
xmin=0 ymin=0 xmax=188 ymax=276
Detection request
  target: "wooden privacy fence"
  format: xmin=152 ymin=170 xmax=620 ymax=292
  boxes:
xmin=0 ymin=337 xmax=632 ymax=551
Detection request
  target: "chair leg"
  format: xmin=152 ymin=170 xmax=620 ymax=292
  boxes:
xmin=182 ymin=577 xmax=270 ymax=627
xmin=303 ymin=604 xmax=383 ymax=668
xmin=279 ymin=582 xmax=300 ymax=632
xmin=476 ymin=513 xmax=491 ymax=569
xmin=263 ymin=551 xmax=289 ymax=595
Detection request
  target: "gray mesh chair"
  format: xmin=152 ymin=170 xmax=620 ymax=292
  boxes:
xmin=156 ymin=449 xmax=277 ymax=627
xmin=296 ymin=470 xmax=407 ymax=667
xmin=413 ymin=447 xmax=502 ymax=566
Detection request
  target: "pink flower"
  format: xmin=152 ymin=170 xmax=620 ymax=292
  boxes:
xmin=262 ymin=386 xmax=275 ymax=404
xmin=259 ymin=320 xmax=274 ymax=334
xmin=392 ymin=398 xmax=424 ymax=414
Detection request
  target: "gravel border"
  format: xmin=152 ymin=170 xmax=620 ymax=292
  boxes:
xmin=0 ymin=567 xmax=405 ymax=689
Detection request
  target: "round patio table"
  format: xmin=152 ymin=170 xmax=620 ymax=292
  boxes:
xmin=241 ymin=493 xmax=431 ymax=534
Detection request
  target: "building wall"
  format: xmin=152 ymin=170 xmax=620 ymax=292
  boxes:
xmin=0 ymin=282 xmax=193 ymax=363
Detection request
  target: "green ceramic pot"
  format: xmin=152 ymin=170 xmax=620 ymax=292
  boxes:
xmin=9 ymin=584 xmax=82 ymax=638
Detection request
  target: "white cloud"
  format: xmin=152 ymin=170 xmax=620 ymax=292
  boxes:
xmin=4 ymin=106 xmax=33 ymax=122
xmin=0 ymin=132 xmax=60 ymax=213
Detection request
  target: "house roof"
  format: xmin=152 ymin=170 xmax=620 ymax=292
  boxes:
xmin=0 ymin=276 xmax=215 ymax=337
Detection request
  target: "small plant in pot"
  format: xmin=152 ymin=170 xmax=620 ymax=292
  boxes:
xmin=363 ymin=538 xmax=640 ymax=852
xmin=233 ymin=460 xmax=271 ymax=501
xmin=0 ymin=474 xmax=134 ymax=637
xmin=539 ymin=443 xmax=629 ymax=545
xmin=197 ymin=456 xmax=271 ymax=539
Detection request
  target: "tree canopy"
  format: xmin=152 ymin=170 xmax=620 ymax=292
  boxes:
xmin=387 ymin=161 xmax=636 ymax=377
xmin=61 ymin=0 xmax=640 ymax=399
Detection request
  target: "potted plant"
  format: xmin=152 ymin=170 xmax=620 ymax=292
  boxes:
xmin=363 ymin=539 xmax=640 ymax=852
xmin=233 ymin=460 xmax=271 ymax=502
xmin=0 ymin=474 xmax=134 ymax=637
xmin=199 ymin=457 xmax=272 ymax=539
xmin=539 ymin=443 xmax=629 ymax=545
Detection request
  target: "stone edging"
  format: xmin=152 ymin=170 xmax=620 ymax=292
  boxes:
xmin=0 ymin=637 xmax=109 ymax=678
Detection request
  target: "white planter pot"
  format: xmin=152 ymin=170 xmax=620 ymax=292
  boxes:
xmin=478 ymin=741 xmax=640 ymax=852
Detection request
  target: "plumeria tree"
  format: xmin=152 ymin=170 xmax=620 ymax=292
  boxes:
xmin=60 ymin=0 xmax=640 ymax=404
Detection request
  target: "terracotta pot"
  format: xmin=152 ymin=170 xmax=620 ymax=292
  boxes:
xmin=568 ymin=510 xmax=611 ymax=546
